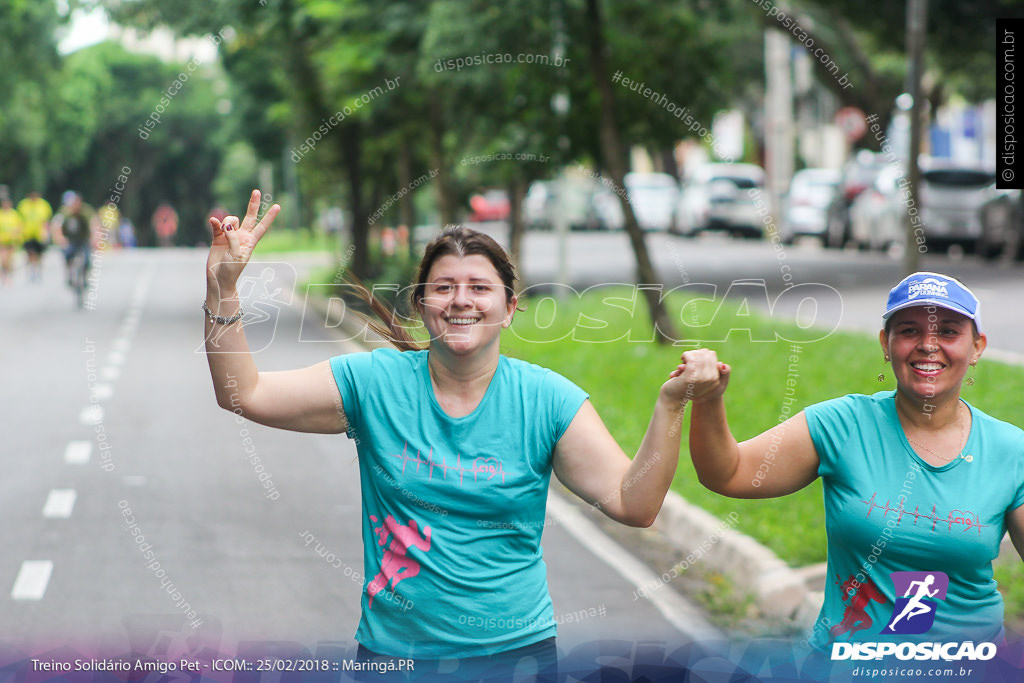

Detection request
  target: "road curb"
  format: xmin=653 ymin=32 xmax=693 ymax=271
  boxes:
xmin=651 ymin=493 xmax=821 ymax=627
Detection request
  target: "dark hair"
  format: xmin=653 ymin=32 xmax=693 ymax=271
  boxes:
xmin=358 ymin=226 xmax=518 ymax=351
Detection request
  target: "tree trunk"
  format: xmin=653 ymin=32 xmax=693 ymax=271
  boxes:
xmin=428 ymin=92 xmax=457 ymax=228
xmin=584 ymin=0 xmax=678 ymax=344
xmin=658 ymin=148 xmax=680 ymax=181
xmin=340 ymin=123 xmax=370 ymax=280
xmin=398 ymin=137 xmax=417 ymax=259
xmin=507 ymin=177 xmax=526 ymax=270
xmin=278 ymin=0 xmax=373 ymax=273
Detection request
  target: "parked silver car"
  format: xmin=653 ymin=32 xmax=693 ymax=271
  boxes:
xmin=676 ymin=163 xmax=766 ymax=238
xmin=977 ymin=184 xmax=1024 ymax=261
xmin=918 ymin=159 xmax=995 ymax=251
xmin=849 ymin=158 xmax=995 ymax=253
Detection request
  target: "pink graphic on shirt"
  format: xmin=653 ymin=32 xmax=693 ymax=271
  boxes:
xmin=388 ymin=442 xmax=507 ymax=485
xmin=831 ymin=574 xmax=888 ymax=638
xmin=859 ymin=492 xmax=988 ymax=535
xmin=366 ymin=514 xmax=432 ymax=608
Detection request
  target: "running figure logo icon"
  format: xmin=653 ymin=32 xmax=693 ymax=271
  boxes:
xmin=881 ymin=571 xmax=949 ymax=635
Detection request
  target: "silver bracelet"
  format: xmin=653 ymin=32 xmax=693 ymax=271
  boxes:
xmin=203 ymin=300 xmax=244 ymax=325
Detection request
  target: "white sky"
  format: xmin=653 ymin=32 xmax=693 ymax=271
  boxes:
xmin=58 ymin=7 xmax=110 ymax=54
xmin=56 ymin=6 xmax=220 ymax=64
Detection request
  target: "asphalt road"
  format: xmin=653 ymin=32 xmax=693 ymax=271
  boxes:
xmin=4 ymin=234 xmax=1021 ymax=667
xmin=0 ymin=248 xmax=703 ymax=664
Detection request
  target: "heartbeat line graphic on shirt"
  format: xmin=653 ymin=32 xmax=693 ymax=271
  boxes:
xmin=860 ymin=492 xmax=988 ymax=535
xmin=388 ymin=442 xmax=507 ymax=485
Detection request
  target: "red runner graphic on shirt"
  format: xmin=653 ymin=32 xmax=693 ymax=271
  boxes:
xmin=366 ymin=515 xmax=432 ymax=608
xmin=388 ymin=442 xmax=507 ymax=485
xmin=831 ymin=575 xmax=888 ymax=638
xmin=859 ymin=492 xmax=987 ymax=535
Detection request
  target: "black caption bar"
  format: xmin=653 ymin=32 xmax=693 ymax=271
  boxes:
xmin=998 ymin=18 xmax=1024 ymax=189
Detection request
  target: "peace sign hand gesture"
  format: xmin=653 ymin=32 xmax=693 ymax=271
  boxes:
xmin=206 ymin=189 xmax=281 ymax=294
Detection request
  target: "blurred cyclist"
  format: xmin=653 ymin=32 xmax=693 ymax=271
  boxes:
xmin=17 ymin=190 xmax=53 ymax=282
xmin=53 ymin=191 xmax=96 ymax=285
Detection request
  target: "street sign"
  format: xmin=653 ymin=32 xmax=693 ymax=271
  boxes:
xmin=835 ymin=106 xmax=867 ymax=142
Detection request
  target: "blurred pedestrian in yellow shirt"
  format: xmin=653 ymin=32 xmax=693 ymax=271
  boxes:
xmin=0 ymin=196 xmax=25 ymax=284
xmin=17 ymin=191 xmax=53 ymax=282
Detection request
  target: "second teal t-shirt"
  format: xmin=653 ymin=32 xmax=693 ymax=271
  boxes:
xmin=804 ymin=391 xmax=1024 ymax=649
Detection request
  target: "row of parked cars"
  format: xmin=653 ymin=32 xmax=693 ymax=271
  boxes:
xmin=521 ymin=164 xmax=770 ymax=237
xmin=479 ymin=155 xmax=1021 ymax=261
xmin=818 ymin=152 xmax=1021 ymax=260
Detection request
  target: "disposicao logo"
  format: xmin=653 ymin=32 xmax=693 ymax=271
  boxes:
xmin=831 ymin=571 xmax=997 ymax=662
xmin=882 ymin=571 xmax=947 ymax=635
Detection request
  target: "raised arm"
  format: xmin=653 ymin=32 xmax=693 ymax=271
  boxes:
xmin=205 ymin=190 xmax=347 ymax=435
xmin=685 ymin=349 xmax=820 ymax=499
xmin=551 ymin=349 xmax=719 ymax=528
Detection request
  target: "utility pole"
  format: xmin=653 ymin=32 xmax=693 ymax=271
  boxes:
xmin=904 ymin=0 xmax=928 ymax=273
xmin=552 ymin=0 xmax=570 ymax=297
xmin=765 ymin=28 xmax=794 ymax=232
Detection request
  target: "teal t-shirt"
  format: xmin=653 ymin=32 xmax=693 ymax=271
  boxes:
xmin=330 ymin=348 xmax=589 ymax=659
xmin=804 ymin=391 xmax=1024 ymax=649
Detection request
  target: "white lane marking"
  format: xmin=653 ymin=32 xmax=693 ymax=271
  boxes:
xmin=64 ymin=441 xmax=92 ymax=465
xmin=11 ymin=561 xmax=54 ymax=600
xmin=91 ymin=383 xmax=114 ymax=401
xmin=42 ymin=489 xmax=77 ymax=518
xmin=106 ymin=351 xmax=126 ymax=367
xmin=546 ymin=491 xmax=723 ymax=642
xmin=101 ymin=366 xmax=120 ymax=381
xmin=113 ymin=337 xmax=131 ymax=353
xmin=78 ymin=405 xmax=104 ymax=425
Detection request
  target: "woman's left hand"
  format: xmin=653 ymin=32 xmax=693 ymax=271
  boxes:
xmin=662 ymin=348 xmax=731 ymax=404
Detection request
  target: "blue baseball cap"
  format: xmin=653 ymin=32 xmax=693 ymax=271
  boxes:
xmin=883 ymin=271 xmax=982 ymax=333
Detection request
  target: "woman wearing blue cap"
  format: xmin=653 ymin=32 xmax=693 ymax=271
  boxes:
xmin=682 ymin=271 xmax=1024 ymax=650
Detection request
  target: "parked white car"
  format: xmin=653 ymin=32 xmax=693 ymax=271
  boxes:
xmin=780 ymin=168 xmax=841 ymax=244
xmin=848 ymin=164 xmax=906 ymax=252
xmin=677 ymin=163 xmax=766 ymax=238
xmin=523 ymin=179 xmax=604 ymax=231
xmin=627 ymin=172 xmax=679 ymax=231
xmin=592 ymin=172 xmax=679 ymax=232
